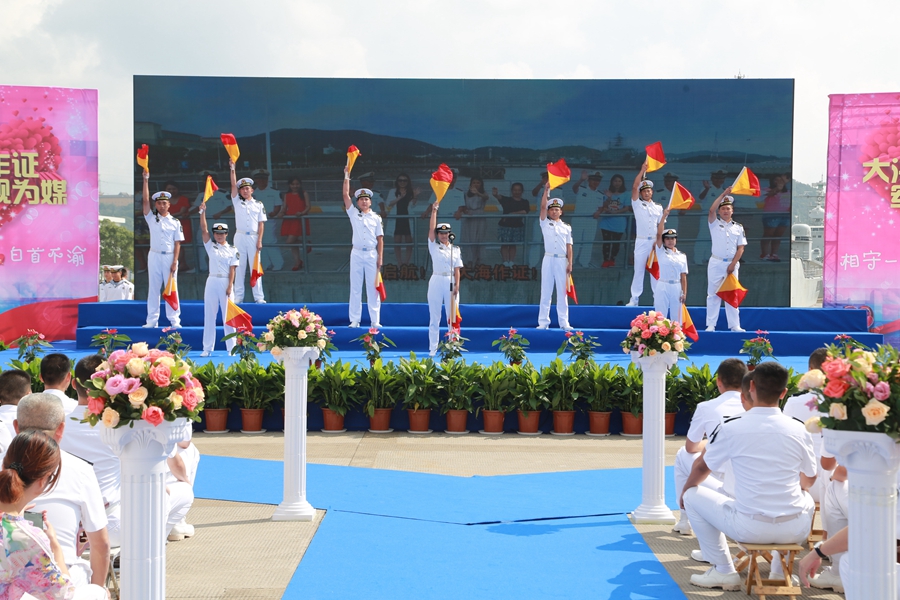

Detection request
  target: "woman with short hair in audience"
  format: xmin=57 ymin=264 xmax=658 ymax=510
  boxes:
xmin=0 ymin=430 xmax=108 ymax=599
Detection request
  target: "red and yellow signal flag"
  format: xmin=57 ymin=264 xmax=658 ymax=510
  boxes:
xmin=645 ymin=142 xmax=666 ymax=172
xmin=203 ymin=176 xmax=218 ymax=203
xmin=346 ymin=145 xmax=361 ymax=174
xmin=430 ymin=164 xmax=454 ymax=204
xmin=162 ymin=274 xmax=179 ymax=311
xmin=716 ymin=273 xmax=748 ymax=308
xmin=566 ymin=274 xmax=579 ymax=304
xmin=668 ymin=181 xmax=696 ymax=210
xmin=136 ymin=144 xmax=149 ymax=173
xmin=731 ymin=166 xmax=761 ymax=197
xmin=250 ymin=251 xmax=264 ymax=288
xmin=449 ymin=296 xmax=462 ymax=332
xmin=225 ymin=299 xmax=253 ymax=333
xmin=546 ymin=158 xmax=571 ymax=190
xmin=680 ymin=304 xmax=699 ymax=342
xmin=375 ymin=272 xmax=387 ymax=302
xmin=220 ymin=133 xmax=240 ymax=164
xmin=645 ymin=247 xmax=660 ymax=280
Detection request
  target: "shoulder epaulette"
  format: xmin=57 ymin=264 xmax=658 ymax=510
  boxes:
xmin=723 ymin=415 xmax=742 ymax=423
xmin=791 ymin=416 xmax=805 ymax=425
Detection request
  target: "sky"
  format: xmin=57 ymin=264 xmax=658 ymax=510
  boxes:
xmin=2 ymin=0 xmax=899 ymax=194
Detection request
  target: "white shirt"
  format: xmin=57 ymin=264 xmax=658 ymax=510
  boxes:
xmin=98 ymin=281 xmax=110 ymax=302
xmin=105 ymin=280 xmax=134 ymax=301
xmin=428 ymin=239 xmax=463 ymax=276
xmin=31 ymin=450 xmax=108 ymax=564
xmin=709 ymin=218 xmax=747 ymax=259
xmin=0 ymin=405 xmax=17 ymax=440
xmin=204 ymin=239 xmax=240 ymax=277
xmin=540 ymin=218 xmax=573 ymax=256
xmin=0 ymin=419 xmax=11 ymax=459
xmin=657 ymin=246 xmax=689 ymax=283
xmin=347 ymin=206 xmax=383 ymax=249
xmin=632 ymin=200 xmax=664 ymax=238
xmin=704 ymin=406 xmax=817 ymax=518
xmin=44 ymin=388 xmax=78 ymax=415
xmin=145 ymin=211 xmax=184 ymax=253
xmin=60 ymin=413 xmax=121 ymax=508
xmin=686 ymin=390 xmax=744 ymax=444
xmin=253 ymin=186 xmax=282 ymax=216
xmin=783 ymin=392 xmax=827 ymax=458
xmin=231 ymin=195 xmax=268 ymax=234
xmin=573 ymin=186 xmax=604 ymax=217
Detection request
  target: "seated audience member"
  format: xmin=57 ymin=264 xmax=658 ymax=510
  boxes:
xmin=681 ymin=362 xmax=817 ymax=590
xmin=0 ymin=430 xmax=107 ymax=599
xmin=166 ymin=437 xmax=199 ymax=541
xmin=40 ymin=352 xmax=78 ymax=414
xmin=0 ymin=369 xmax=32 ymax=444
xmin=673 ymin=358 xmax=748 ymax=535
xmin=16 ymin=393 xmax=111 ymax=589
xmin=805 ymin=446 xmax=847 ymax=592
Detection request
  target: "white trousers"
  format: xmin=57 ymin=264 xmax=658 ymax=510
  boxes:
xmin=706 ymin=258 xmax=740 ymax=329
xmin=630 ymin=237 xmax=658 ymax=301
xmin=146 ymin=251 xmax=181 ymax=327
xmin=233 ymin=232 xmax=264 ymax=303
xmin=261 ymin=223 xmax=283 ymax=270
xmin=654 ymin=280 xmax=682 ymax=323
xmin=349 ymin=248 xmax=381 ymax=325
xmin=538 ymin=255 xmax=570 ymax=329
xmin=683 ymin=485 xmax=814 ymax=571
xmin=166 ymin=481 xmax=194 ymax=536
xmin=203 ymin=277 xmax=236 ymax=353
xmin=427 ymin=274 xmax=456 ymax=354
xmin=674 ymin=447 xmax=729 ymax=500
xmin=822 ymin=478 xmax=849 ymax=575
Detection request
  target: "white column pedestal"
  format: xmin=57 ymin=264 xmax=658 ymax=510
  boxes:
xmin=101 ymin=418 xmax=191 ymax=600
xmin=824 ymin=429 xmax=900 ymax=600
xmin=272 ymin=346 xmax=319 ymax=521
xmin=631 ymin=351 xmax=678 ymax=524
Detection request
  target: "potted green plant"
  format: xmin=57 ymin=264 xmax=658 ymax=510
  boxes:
xmin=492 ymin=328 xmax=530 ymax=365
xmin=739 ymin=330 xmax=775 ymax=369
xmin=612 ymin=363 xmax=644 ymax=435
xmin=478 ymin=361 xmax=515 ymax=434
xmin=541 ymin=358 xmax=587 ymax=434
xmin=578 ymin=361 xmax=618 ymax=435
xmin=668 ymin=363 xmax=718 ymax=419
xmin=232 ymin=359 xmax=276 ymax=433
xmin=360 ymin=359 xmax=404 ymax=431
xmin=663 ymin=365 xmax=682 ymax=436
xmin=557 ymin=330 xmax=602 ymax=363
xmin=436 ymin=360 xmax=482 ymax=433
xmin=397 ymin=354 xmax=440 ymax=432
xmin=194 ymin=362 xmax=235 ymax=433
xmin=510 ymin=362 xmax=548 ymax=434
xmin=317 ymin=360 xmax=359 ymax=431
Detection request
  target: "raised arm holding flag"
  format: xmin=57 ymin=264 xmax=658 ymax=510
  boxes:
xmin=343 ymin=166 xmax=384 ymax=328
xmin=426 ymin=198 xmax=463 ymax=355
xmin=536 ymin=182 xmax=574 ymax=331
xmin=627 ymin=160 xmax=664 ymax=306
xmin=705 ymin=187 xmax=747 ymax=332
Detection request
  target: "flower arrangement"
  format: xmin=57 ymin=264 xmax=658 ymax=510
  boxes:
xmin=351 ymin=327 xmax=396 ymax=364
xmin=740 ymin=330 xmax=775 ymax=367
xmin=620 ymin=311 xmax=690 ymax=358
xmin=157 ymin=327 xmax=190 ymax=357
xmin=800 ymin=343 xmax=899 ymax=435
xmin=256 ymin=307 xmax=334 ymax=358
xmin=437 ymin=331 xmax=468 ymax=363
xmin=90 ymin=328 xmax=132 ymax=358
xmin=557 ymin=330 xmax=602 ymax=362
xmin=81 ymin=342 xmax=205 ymax=428
xmin=12 ymin=329 xmax=52 ymax=362
xmin=492 ymin=328 xmax=530 ymax=364
xmin=225 ymin=329 xmax=260 ymax=362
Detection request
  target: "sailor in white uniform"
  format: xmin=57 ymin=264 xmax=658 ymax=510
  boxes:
xmin=706 ymin=189 xmax=746 ymax=332
xmin=105 ymin=266 xmax=134 ymax=301
xmin=627 ymin=161 xmax=664 ymax=306
xmin=197 ymin=204 xmax=239 ymax=357
xmin=426 ymin=202 xmax=463 ymax=356
xmin=537 ymin=183 xmax=573 ymax=331
xmin=653 ymin=209 xmax=689 ymax=322
xmin=229 ymin=161 xmax=267 ymax=303
xmin=98 ymin=265 xmax=112 ymax=301
xmin=141 ymin=170 xmax=183 ymax=328
xmin=343 ymin=167 xmax=384 ymax=328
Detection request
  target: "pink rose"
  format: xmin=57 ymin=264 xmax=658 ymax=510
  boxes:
xmin=148 ymin=363 xmax=172 ymax=388
xmin=873 ymin=381 xmax=891 ymax=401
xmin=823 ymin=379 xmax=850 ymax=398
xmin=104 ymin=374 xmax=127 ymax=396
xmin=142 ymin=406 xmax=165 ymax=426
xmin=658 ymin=326 xmax=670 ymax=336
xmin=641 ymin=330 xmax=652 ymax=339
xmin=147 ymin=348 xmax=164 ymax=361
xmin=821 ymin=358 xmax=851 ymax=380
xmin=182 ymin=389 xmax=199 ymax=411
xmin=87 ymin=396 xmax=105 ymax=415
xmin=565 ymin=331 xmax=574 ymax=338
xmin=121 ymin=377 xmax=142 ymax=395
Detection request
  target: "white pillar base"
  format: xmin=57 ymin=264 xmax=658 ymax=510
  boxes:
xmin=630 ymin=505 xmax=677 ymax=524
xmin=272 ymin=500 xmax=316 ymax=521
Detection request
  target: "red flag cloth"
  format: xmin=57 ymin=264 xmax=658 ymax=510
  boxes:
xmin=430 ymin=164 xmax=453 ymax=203
xmin=163 ymin=274 xmax=179 ymax=311
xmin=451 ymin=303 xmax=462 ymax=333
xmin=645 ymin=247 xmax=660 ymax=280
xmin=347 ymin=145 xmax=361 ymax=173
xmin=136 ymin=144 xmax=149 ymax=172
xmin=225 ymin=299 xmax=253 ymax=333
xmin=716 ymin=273 xmax=748 ymax=308
xmin=546 ymin=159 xmax=571 ymax=189
xmin=250 ymin=251 xmax=264 ymax=287
xmin=680 ymin=304 xmax=699 ymax=342
xmin=731 ymin=166 xmax=761 ymax=197
xmin=645 ymin=142 xmax=666 ymax=172
xmin=221 ymin=133 xmax=240 ymax=164
xmin=566 ymin=274 xmax=578 ymax=304
xmin=375 ymin=272 xmax=387 ymax=302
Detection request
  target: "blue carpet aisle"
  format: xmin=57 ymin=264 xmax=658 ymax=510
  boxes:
xmin=195 ymin=455 xmax=686 ymax=599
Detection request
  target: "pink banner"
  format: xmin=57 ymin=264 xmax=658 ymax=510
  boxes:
xmin=0 ymin=85 xmax=99 ymax=340
xmin=825 ymin=93 xmax=900 ymax=345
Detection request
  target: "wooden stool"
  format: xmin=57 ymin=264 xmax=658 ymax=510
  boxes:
xmin=733 ymin=543 xmax=804 ymax=599
xmin=807 ymin=502 xmax=824 ymax=549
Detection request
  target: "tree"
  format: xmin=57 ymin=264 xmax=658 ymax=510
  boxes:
xmin=99 ymin=219 xmax=134 ymax=273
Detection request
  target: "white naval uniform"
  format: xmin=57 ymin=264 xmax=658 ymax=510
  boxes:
xmin=347 ymin=206 xmax=384 ymax=326
xmin=572 ymin=185 xmax=604 ymax=267
xmin=203 ymin=239 xmax=240 ymax=353
xmin=145 ymin=211 xmax=184 ymax=327
xmin=706 ymin=218 xmax=747 ymax=330
xmin=254 ymin=186 xmax=284 ymax=271
xmin=653 ymin=244 xmax=688 ymax=322
xmin=427 ymin=238 xmax=463 ymax=354
xmin=537 ymin=217 xmax=573 ymax=329
xmin=782 ymin=391 xmax=832 ymax=503
xmin=231 ymin=194 xmax=267 ymax=303
xmin=630 ymin=199 xmax=664 ymax=303
xmin=105 ymin=280 xmax=134 ymax=301
xmin=683 ymin=407 xmax=817 ymax=571
xmin=695 ymin=186 xmax=725 ymax=264
xmin=98 ymin=281 xmax=110 ymax=302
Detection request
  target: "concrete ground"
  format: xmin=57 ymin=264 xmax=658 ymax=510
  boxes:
xmin=166 ymin=431 xmax=843 ymax=600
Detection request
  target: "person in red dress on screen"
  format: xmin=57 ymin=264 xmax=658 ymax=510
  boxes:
xmin=275 ymin=176 xmax=312 ymax=271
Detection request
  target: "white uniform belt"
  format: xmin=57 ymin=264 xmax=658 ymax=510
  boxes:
xmin=661 ymin=279 xmax=680 ymax=284
xmin=210 ymin=274 xmax=229 ymax=278
xmin=748 ymin=512 xmax=802 ymax=524
xmin=238 ymin=230 xmax=258 ymax=236
xmin=354 ymin=246 xmax=374 ymax=251
xmin=638 ymin=235 xmax=654 ymax=240
xmin=434 ymin=272 xmax=452 ymax=277
xmin=710 ymin=254 xmax=733 ymax=262
xmin=545 ymin=253 xmax=566 ymax=259
xmin=150 ymin=249 xmax=173 ymax=255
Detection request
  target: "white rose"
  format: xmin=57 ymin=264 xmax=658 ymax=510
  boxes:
xmin=798 ymin=369 xmax=826 ymax=390
xmin=126 ymin=357 xmax=145 ymax=377
xmin=317 ymin=339 xmax=327 ymax=349
xmin=674 ymin=341 xmax=684 ymax=352
xmin=131 ymin=342 xmax=149 ymax=357
xmin=297 ymin=330 xmax=308 ymax=340
xmin=804 ymin=416 xmax=822 ymax=434
xmin=264 ymin=331 xmax=275 ymax=342
xmin=271 ymin=346 xmax=283 ymax=357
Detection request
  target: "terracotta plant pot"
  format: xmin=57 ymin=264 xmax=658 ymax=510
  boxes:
xmin=588 ymin=411 xmax=612 ymax=435
xmin=203 ymin=408 xmax=229 ymax=433
xmin=314 ymin=359 xmax=323 ymax=370
xmin=369 ymin=407 xmax=392 ymax=431
xmin=665 ymin=412 xmax=676 ymax=436
xmin=321 ymin=407 xmax=345 ymax=431
xmin=621 ymin=412 xmax=643 ymax=435
xmin=517 ymin=409 xmax=541 ymax=433
xmin=407 ymin=408 xmax=431 ymax=432
xmin=552 ymin=410 xmax=575 ymax=434
xmin=445 ymin=409 xmax=469 ymax=433
xmin=482 ymin=409 xmax=505 ymax=433
xmin=240 ymin=408 xmax=265 ymax=432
